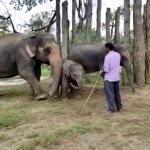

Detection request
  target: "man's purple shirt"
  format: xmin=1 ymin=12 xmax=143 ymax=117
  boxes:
xmin=103 ymin=50 xmax=121 ymax=82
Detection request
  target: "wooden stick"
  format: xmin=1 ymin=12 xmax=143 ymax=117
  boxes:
xmin=80 ymin=76 xmax=100 ymax=116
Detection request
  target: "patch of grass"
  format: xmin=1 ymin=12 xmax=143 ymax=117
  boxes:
xmin=0 ymin=107 xmax=33 ymax=128
xmin=144 ymin=111 xmax=150 ymax=120
xmin=83 ymin=73 xmax=104 ymax=85
xmin=1 ymin=86 xmax=30 ymax=96
xmin=41 ymin=68 xmax=50 ymax=76
xmin=17 ymin=119 xmax=108 ymax=150
xmin=110 ymin=140 xmax=129 ymax=149
xmin=0 ymin=133 xmax=9 ymax=142
xmin=127 ymin=125 xmax=150 ymax=137
xmin=46 ymin=104 xmax=67 ymax=115
xmin=26 ymin=133 xmax=40 ymax=139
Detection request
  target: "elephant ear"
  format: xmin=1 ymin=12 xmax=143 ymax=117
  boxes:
xmin=25 ymin=36 xmax=37 ymax=57
xmin=64 ymin=68 xmax=70 ymax=77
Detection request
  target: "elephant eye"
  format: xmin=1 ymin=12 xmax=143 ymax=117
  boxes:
xmin=71 ymin=73 xmax=76 ymax=76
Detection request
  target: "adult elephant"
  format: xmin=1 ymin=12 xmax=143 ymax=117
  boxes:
xmin=67 ymin=42 xmax=135 ymax=93
xmin=0 ymin=32 xmax=62 ymax=100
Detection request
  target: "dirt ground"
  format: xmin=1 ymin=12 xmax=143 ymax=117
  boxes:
xmin=0 ymin=79 xmax=150 ymax=150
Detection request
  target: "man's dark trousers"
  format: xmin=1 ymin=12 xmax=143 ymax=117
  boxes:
xmin=104 ymin=80 xmax=122 ymax=112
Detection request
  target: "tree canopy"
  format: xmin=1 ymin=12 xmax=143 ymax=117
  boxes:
xmin=0 ymin=20 xmax=10 ymax=35
xmin=23 ymin=11 xmax=54 ymax=33
xmin=10 ymin=0 xmax=54 ymax=11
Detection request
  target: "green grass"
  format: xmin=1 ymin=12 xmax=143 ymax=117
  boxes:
xmin=127 ymin=125 xmax=150 ymax=137
xmin=0 ymin=133 xmax=9 ymax=142
xmin=17 ymin=120 xmax=107 ymax=150
xmin=0 ymin=108 xmax=32 ymax=128
xmin=41 ymin=68 xmax=50 ymax=76
xmin=0 ymin=100 xmax=33 ymax=128
xmin=3 ymin=88 xmax=30 ymax=96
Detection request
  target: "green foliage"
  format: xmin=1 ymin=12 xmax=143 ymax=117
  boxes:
xmin=0 ymin=20 xmax=10 ymax=34
xmin=24 ymin=11 xmax=53 ymax=33
xmin=41 ymin=68 xmax=50 ymax=76
xmin=128 ymin=37 xmax=134 ymax=52
xmin=10 ymin=0 xmax=53 ymax=12
xmin=69 ymin=24 xmax=105 ymax=48
xmin=0 ymin=100 xmax=32 ymax=128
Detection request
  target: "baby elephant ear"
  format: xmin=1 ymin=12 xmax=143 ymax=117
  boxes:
xmin=25 ymin=44 xmax=36 ymax=57
xmin=82 ymin=66 xmax=85 ymax=75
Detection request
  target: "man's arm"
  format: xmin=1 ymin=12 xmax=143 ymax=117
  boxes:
xmin=103 ymin=56 xmax=110 ymax=73
xmin=99 ymin=56 xmax=110 ymax=76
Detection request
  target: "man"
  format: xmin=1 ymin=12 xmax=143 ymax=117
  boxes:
xmin=100 ymin=43 xmax=122 ymax=113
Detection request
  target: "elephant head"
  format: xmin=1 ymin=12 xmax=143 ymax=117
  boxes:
xmin=65 ymin=63 xmax=84 ymax=90
xmin=25 ymin=32 xmax=62 ymax=96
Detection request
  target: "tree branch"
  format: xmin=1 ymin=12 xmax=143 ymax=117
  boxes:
xmin=46 ymin=10 xmax=56 ymax=32
xmin=0 ymin=0 xmax=18 ymax=33
xmin=31 ymin=25 xmax=48 ymax=32
xmin=0 ymin=15 xmax=10 ymax=20
xmin=9 ymin=15 xmax=18 ymax=33
xmin=22 ymin=11 xmax=56 ymax=33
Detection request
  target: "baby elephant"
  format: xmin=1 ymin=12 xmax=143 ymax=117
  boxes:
xmin=55 ymin=59 xmax=84 ymax=101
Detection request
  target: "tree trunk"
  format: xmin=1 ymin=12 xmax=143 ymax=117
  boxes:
xmin=122 ymin=0 xmax=130 ymax=85
xmin=143 ymin=4 xmax=148 ymax=84
xmin=96 ymin=0 xmax=101 ymax=41
xmin=144 ymin=1 xmax=150 ymax=84
xmin=85 ymin=0 xmax=92 ymax=83
xmin=114 ymin=7 xmax=120 ymax=43
xmin=146 ymin=0 xmax=150 ymax=84
xmin=56 ymin=0 xmax=61 ymax=56
xmin=67 ymin=20 xmax=70 ymax=51
xmin=133 ymin=0 xmax=146 ymax=86
xmin=61 ymin=1 xmax=68 ymax=59
xmin=72 ymin=0 xmax=76 ymax=47
xmin=76 ymin=0 xmax=86 ymax=44
xmin=106 ymin=8 xmax=111 ymax=42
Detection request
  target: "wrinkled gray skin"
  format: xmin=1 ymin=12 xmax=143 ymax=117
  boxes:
xmin=0 ymin=33 xmax=62 ymax=100
xmin=68 ymin=42 xmax=135 ymax=93
xmin=55 ymin=59 xmax=84 ymax=101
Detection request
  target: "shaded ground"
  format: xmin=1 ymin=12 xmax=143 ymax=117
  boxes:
xmin=0 ymin=78 xmax=150 ymax=150
xmin=0 ymin=76 xmax=50 ymax=85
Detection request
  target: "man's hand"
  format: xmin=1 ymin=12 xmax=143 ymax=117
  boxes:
xmin=99 ymin=70 xmax=103 ymax=76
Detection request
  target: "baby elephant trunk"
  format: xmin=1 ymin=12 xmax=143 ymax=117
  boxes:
xmin=70 ymin=80 xmax=82 ymax=90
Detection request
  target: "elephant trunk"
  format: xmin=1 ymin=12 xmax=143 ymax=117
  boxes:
xmin=48 ymin=43 xmax=62 ymax=96
xmin=70 ymin=80 xmax=82 ymax=90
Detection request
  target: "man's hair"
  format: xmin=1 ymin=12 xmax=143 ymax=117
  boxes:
xmin=105 ymin=43 xmax=114 ymax=50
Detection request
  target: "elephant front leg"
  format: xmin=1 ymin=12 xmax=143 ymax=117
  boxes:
xmin=30 ymin=64 xmax=41 ymax=95
xmin=19 ymin=67 xmax=47 ymax=100
xmin=61 ymin=74 xmax=69 ymax=102
xmin=54 ymin=80 xmax=61 ymax=98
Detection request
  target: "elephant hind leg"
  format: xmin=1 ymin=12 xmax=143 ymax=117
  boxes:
xmin=122 ymin=60 xmax=135 ymax=93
